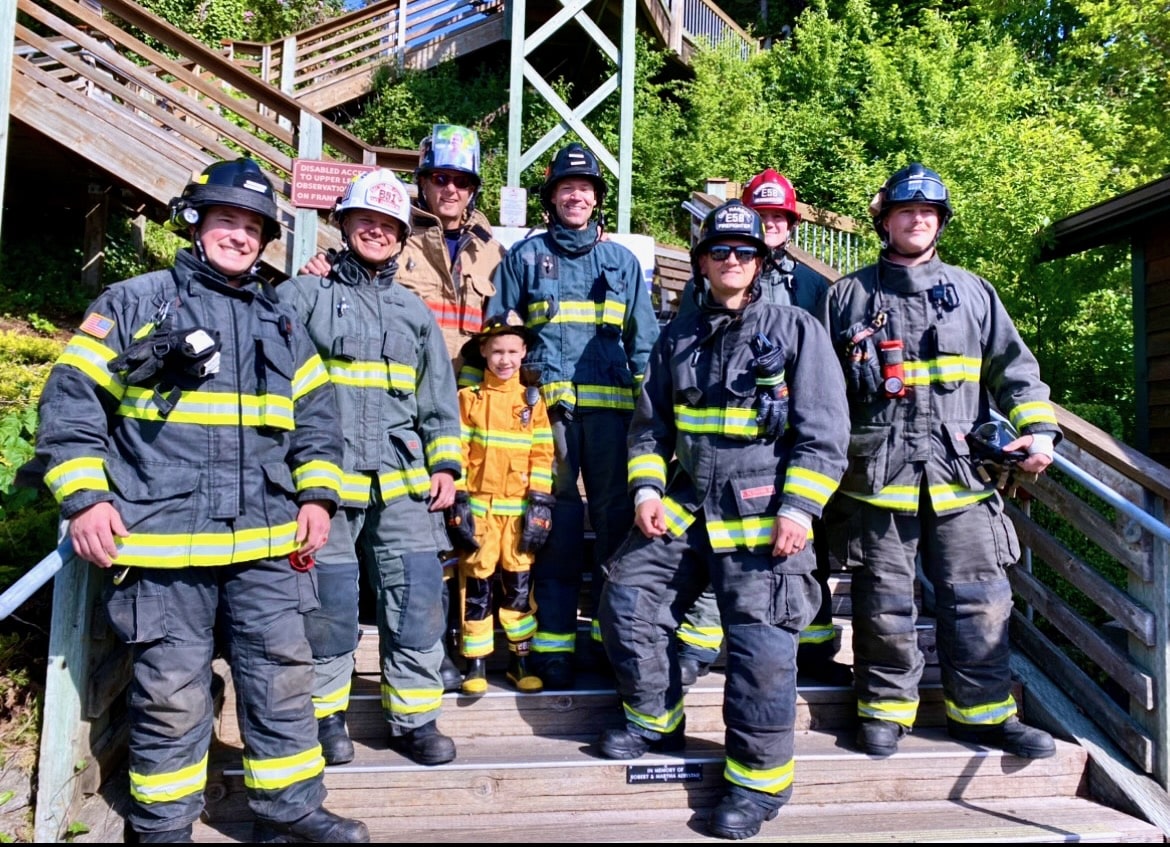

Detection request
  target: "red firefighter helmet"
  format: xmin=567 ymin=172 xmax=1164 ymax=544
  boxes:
xmin=741 ymin=168 xmax=801 ymax=225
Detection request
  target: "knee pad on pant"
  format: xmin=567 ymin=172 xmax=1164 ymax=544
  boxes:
xmin=397 ymin=551 xmax=446 ymax=651
xmin=303 ymin=561 xmax=361 ymax=657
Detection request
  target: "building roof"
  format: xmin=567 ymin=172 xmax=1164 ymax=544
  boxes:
xmin=1039 ymin=174 xmax=1170 ymax=261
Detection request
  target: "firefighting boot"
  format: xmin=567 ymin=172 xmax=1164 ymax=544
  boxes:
xmin=706 ymin=787 xmax=782 ymax=840
xmin=506 ymin=641 xmax=543 ymax=693
xmin=855 ymin=718 xmax=909 ymax=758
xmin=253 ymin=807 xmax=370 ymax=843
xmin=317 ymin=712 xmax=355 ymax=766
xmin=947 ymin=716 xmax=1056 ymax=759
xmin=440 ymin=652 xmax=463 ymax=693
xmin=538 ymin=654 xmax=575 ymax=691
xmin=388 ymin=719 xmax=457 ymax=765
xmin=462 ymin=657 xmax=488 ymax=696
xmin=679 ymin=655 xmax=711 ymax=687
xmin=598 ymin=717 xmax=687 ymax=760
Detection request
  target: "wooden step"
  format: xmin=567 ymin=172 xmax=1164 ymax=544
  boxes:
xmin=193 ymin=727 xmax=1158 ymax=841
xmin=190 ymin=796 xmax=1163 ymax=843
xmin=215 ymin=668 xmax=949 ymax=748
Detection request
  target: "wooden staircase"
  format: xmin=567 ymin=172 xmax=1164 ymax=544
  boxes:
xmin=190 ymin=576 xmax=1164 ymax=843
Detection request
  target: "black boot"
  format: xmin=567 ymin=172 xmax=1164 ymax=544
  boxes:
xmin=388 ymin=719 xmax=457 ymax=765
xmin=462 ymin=657 xmax=488 ymax=696
xmin=440 ymin=652 xmax=464 ymax=693
xmin=318 ymin=712 xmax=355 ymax=766
xmin=124 ymin=821 xmax=193 ymax=843
xmin=797 ymin=658 xmax=854 ymax=686
xmin=707 ymin=790 xmax=781 ymax=840
xmin=253 ymin=807 xmax=370 ymax=843
xmin=538 ymin=654 xmax=575 ymax=691
xmin=598 ymin=719 xmax=686 ymax=760
xmin=948 ymin=716 xmax=1056 ymax=758
xmin=855 ymin=718 xmax=909 ymax=757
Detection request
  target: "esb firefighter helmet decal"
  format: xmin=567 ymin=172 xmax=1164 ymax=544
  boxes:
xmin=333 ymin=169 xmax=413 ymax=238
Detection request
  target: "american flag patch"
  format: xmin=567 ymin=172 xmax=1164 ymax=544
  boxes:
xmin=79 ymin=312 xmax=115 ymax=339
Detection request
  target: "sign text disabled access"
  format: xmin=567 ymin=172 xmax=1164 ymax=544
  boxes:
xmin=292 ymin=160 xmax=375 ymax=210
xmin=626 ymin=762 xmax=704 ymax=784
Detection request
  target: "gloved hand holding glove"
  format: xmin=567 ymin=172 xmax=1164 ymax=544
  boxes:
xmin=445 ymin=492 xmax=479 ymax=552
xmin=749 ymin=333 xmax=788 ymax=442
xmin=519 ymin=492 xmax=555 ymax=553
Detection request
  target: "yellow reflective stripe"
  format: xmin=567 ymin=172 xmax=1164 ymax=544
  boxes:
xmin=293 ymin=355 xmax=332 ymax=400
xmin=675 ymin=405 xmax=759 ymax=438
xmin=577 ymin=384 xmax=636 ymax=410
xmin=466 ymin=428 xmax=537 ymax=451
xmin=44 ymin=456 xmax=109 ymax=502
xmin=243 ymin=745 xmax=325 ymax=791
xmin=118 ymin=388 xmax=295 ymax=430
xmin=540 ymin=381 xmax=576 ymax=408
xmin=463 ymin=629 xmax=495 ymax=655
xmin=857 ymin=698 xmax=918 ymax=727
xmin=376 ymin=466 xmax=431 ymax=501
xmin=58 ymin=334 xmax=123 ymax=398
xmin=102 ymin=522 xmax=300 ymax=567
xmin=725 ymin=755 xmax=794 ymax=795
xmin=799 ymin=624 xmax=835 ymax=645
xmin=784 ymin=466 xmax=839 ymax=508
xmin=502 ymin=613 xmax=538 ymax=642
xmin=590 ymin=618 xmax=603 ymax=644
xmin=707 ymin=516 xmax=774 ymax=552
xmin=469 ymin=495 xmax=526 ymax=517
xmin=1010 ymin=401 xmax=1058 ymax=429
xmin=661 ymin=496 xmax=696 ymax=537
xmin=426 ymin=435 xmax=463 ymax=468
xmin=457 ymin=365 xmax=484 ymax=388
xmin=929 ymin=484 xmax=994 ymax=513
xmin=531 ymin=298 xmax=628 ymax=328
xmin=530 ymin=464 xmax=554 ymax=490
xmin=380 ymin=683 xmax=442 ymax=716
xmin=312 ymin=680 xmax=352 ymax=719
xmin=903 ymin=355 xmax=981 ymax=386
xmin=325 ymin=358 xmax=413 ymax=393
xmin=844 ymin=485 xmax=920 ymax=512
xmin=339 ymin=472 xmax=373 ymax=507
xmin=129 ymin=753 xmax=208 ymax=804
xmin=945 ymin=695 xmax=1017 ymax=726
xmin=629 ymin=453 xmax=667 ymax=486
xmin=622 ymin=698 xmax=685 ymax=734
xmin=532 ymin=631 xmax=575 ymax=653
xmin=678 ymin=622 xmax=723 ymax=651
xmin=292 ymin=460 xmax=343 ymax=494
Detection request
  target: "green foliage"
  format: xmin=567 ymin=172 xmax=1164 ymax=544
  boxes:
xmin=136 ymin=0 xmax=343 ymax=46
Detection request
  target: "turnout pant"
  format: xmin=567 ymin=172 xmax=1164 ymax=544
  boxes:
xmin=599 ymin=516 xmax=818 ymax=801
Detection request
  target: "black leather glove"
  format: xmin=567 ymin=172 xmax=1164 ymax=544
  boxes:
xmin=445 ymin=492 xmax=479 ymax=552
xmin=750 ymin=333 xmax=788 ymax=442
xmin=841 ymin=321 xmax=882 ymax=400
xmin=519 ymin=492 xmax=555 ymax=554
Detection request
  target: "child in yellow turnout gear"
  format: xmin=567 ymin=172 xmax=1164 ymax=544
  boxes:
xmin=448 ymin=311 xmax=556 ymax=694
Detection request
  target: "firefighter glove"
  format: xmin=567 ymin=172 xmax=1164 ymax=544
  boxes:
xmin=841 ymin=321 xmax=882 ymax=399
xmin=519 ymin=492 xmax=556 ymax=553
xmin=445 ymin=492 xmax=479 ymax=552
xmin=750 ymin=333 xmax=788 ymax=441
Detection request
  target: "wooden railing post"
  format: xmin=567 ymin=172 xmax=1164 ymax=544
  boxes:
xmin=278 ymin=35 xmax=297 ymax=132
xmin=293 ymin=110 xmax=323 ymax=276
xmin=669 ymin=0 xmax=683 ymax=54
xmin=396 ymin=0 xmax=408 ymax=67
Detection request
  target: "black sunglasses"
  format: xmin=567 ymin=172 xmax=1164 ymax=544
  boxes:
xmin=430 ymin=172 xmax=475 ymax=190
xmin=707 ymin=245 xmax=760 ymax=263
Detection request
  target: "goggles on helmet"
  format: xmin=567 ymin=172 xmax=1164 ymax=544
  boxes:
xmin=884 ymin=174 xmax=949 ymax=205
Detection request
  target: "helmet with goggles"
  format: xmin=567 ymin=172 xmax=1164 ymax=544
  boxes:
xmin=869 ymin=162 xmax=953 ymax=244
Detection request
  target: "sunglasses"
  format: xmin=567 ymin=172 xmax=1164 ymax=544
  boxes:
xmin=707 ymin=245 xmax=760 ymax=263
xmin=429 ymin=172 xmax=475 ymax=190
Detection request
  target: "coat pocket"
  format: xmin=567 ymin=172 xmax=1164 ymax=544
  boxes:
xmin=841 ymin=424 xmax=890 ymax=495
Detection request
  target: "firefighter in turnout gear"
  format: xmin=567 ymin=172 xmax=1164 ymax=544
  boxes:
xmin=674 ymin=168 xmax=852 ymax=689
xmin=597 ymin=200 xmax=849 ymax=840
xmin=486 ymin=142 xmax=659 ymax=690
xmin=299 ymin=125 xmax=502 ymax=694
xmin=30 ymin=158 xmax=368 ymax=842
xmin=448 ymin=311 xmax=556 ymax=694
xmin=825 ymin=163 xmax=1061 ymax=759
xmin=282 ymin=168 xmax=464 ymax=767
